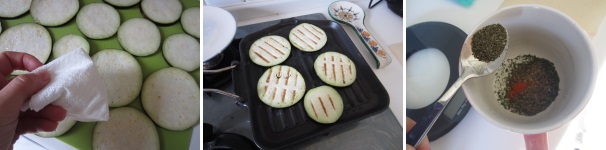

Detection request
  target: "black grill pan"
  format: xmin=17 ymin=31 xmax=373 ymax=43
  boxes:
xmin=233 ymin=18 xmax=390 ymax=149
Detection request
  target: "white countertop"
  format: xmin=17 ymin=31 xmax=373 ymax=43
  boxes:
xmin=408 ymin=0 xmax=606 ymax=149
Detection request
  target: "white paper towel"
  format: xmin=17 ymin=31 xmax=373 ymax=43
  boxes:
xmin=21 ymin=48 xmax=109 ymax=122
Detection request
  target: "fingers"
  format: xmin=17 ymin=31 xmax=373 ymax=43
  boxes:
xmin=0 ymin=51 xmax=43 ymax=76
xmin=406 ymin=117 xmax=416 ymax=132
xmin=20 ymin=105 xmax=67 ymax=122
xmin=406 ymin=117 xmax=431 ymax=150
xmin=406 ymin=145 xmax=416 ymax=150
xmin=418 ymin=136 xmax=431 ymax=150
xmin=0 ymin=71 xmax=50 ymax=115
xmin=14 ymin=117 xmax=58 ymax=135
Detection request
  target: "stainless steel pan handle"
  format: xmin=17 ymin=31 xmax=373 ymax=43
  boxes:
xmin=203 ymin=64 xmax=243 ymax=105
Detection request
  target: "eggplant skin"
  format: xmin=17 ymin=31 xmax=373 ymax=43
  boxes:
xmin=303 ymin=86 xmax=344 ymax=124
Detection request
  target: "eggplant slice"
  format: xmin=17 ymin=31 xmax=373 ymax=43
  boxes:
xmin=76 ymin=3 xmax=120 ymax=39
xmin=249 ymin=35 xmax=291 ymax=67
xmin=52 ymin=34 xmax=90 ymax=58
xmin=30 ymin=0 xmax=79 ymax=26
xmin=0 ymin=0 xmax=31 ymax=18
xmin=314 ymin=52 xmax=357 ymax=87
xmin=289 ymin=23 xmax=327 ymax=52
xmin=0 ymin=23 xmax=52 ymax=75
xmin=93 ymin=107 xmax=159 ymax=150
xmin=257 ymin=65 xmax=305 ymax=108
xmin=36 ymin=116 xmax=77 ymax=137
xmin=304 ymin=86 xmax=344 ymax=124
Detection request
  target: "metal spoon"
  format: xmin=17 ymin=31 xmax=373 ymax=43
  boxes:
xmin=406 ymin=24 xmax=509 ymax=148
xmin=328 ymin=1 xmax=392 ymax=69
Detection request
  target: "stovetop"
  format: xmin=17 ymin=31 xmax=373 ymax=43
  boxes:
xmin=202 ymin=13 xmax=402 ymax=149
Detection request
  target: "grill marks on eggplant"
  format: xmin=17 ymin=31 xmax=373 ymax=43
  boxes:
xmin=314 ymin=52 xmax=357 ymax=87
xmin=258 ymin=45 xmax=278 ymax=59
xmin=304 ymin=86 xmax=344 ymax=124
xmin=249 ymin=35 xmax=291 ymax=66
xmin=293 ymin=33 xmax=314 ymax=50
xmin=311 ymin=103 xmax=319 ymax=119
xmin=309 ymin=96 xmax=337 ymax=120
xmin=257 ymin=65 xmax=306 ymax=108
xmin=254 ymin=52 xmax=270 ymax=63
xmin=289 ymin=23 xmax=327 ymax=52
xmin=328 ymin=96 xmax=336 ymax=110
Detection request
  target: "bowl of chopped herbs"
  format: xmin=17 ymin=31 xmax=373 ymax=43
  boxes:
xmin=461 ymin=4 xmax=597 ymax=135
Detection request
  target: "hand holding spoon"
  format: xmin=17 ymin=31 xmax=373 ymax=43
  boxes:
xmin=406 ymin=24 xmax=509 ymax=148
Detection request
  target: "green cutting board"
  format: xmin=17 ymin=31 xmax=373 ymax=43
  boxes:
xmin=0 ymin=0 xmax=200 ymax=149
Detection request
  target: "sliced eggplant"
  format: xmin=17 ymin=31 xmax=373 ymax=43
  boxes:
xmin=36 ymin=116 xmax=77 ymax=137
xmin=52 ymin=34 xmax=90 ymax=58
xmin=314 ymin=52 xmax=357 ymax=87
xmin=0 ymin=0 xmax=31 ymax=18
xmin=0 ymin=23 xmax=52 ymax=75
xmin=304 ymin=86 xmax=344 ymax=124
xmin=104 ymin=0 xmax=140 ymax=7
xmin=93 ymin=107 xmax=159 ymax=150
xmin=76 ymin=3 xmax=120 ymax=39
xmin=181 ymin=7 xmax=200 ymax=38
xmin=118 ymin=18 xmax=161 ymax=56
xmin=92 ymin=49 xmax=143 ymax=107
xmin=162 ymin=33 xmax=200 ymax=72
xmin=142 ymin=67 xmax=200 ymax=131
xmin=141 ymin=0 xmax=182 ymax=24
xmin=257 ymin=65 xmax=305 ymax=108
xmin=289 ymin=23 xmax=327 ymax=52
xmin=249 ymin=35 xmax=291 ymax=67
xmin=31 ymin=0 xmax=79 ymax=26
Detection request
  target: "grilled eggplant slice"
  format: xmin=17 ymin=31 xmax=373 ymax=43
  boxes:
xmin=314 ymin=52 xmax=357 ymax=87
xmin=257 ymin=65 xmax=305 ymax=108
xmin=289 ymin=23 xmax=327 ymax=52
xmin=304 ymin=86 xmax=344 ymax=124
xmin=249 ymin=35 xmax=291 ymax=67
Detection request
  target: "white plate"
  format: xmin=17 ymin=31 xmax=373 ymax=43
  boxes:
xmin=203 ymin=6 xmax=236 ymax=62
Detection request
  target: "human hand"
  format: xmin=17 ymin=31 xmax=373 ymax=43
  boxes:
xmin=406 ymin=117 xmax=430 ymax=150
xmin=0 ymin=52 xmax=67 ymax=150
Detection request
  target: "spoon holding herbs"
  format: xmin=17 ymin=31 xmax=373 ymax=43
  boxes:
xmin=406 ymin=24 xmax=508 ymax=148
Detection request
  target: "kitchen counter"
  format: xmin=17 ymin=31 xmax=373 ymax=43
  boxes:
xmin=408 ymin=0 xmax=606 ymax=149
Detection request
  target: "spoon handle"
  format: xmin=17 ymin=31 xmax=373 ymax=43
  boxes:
xmin=406 ymin=75 xmax=468 ymax=147
xmin=351 ymin=25 xmax=392 ymax=69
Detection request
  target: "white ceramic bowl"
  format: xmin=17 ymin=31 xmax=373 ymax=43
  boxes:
xmin=461 ymin=5 xmax=597 ymax=134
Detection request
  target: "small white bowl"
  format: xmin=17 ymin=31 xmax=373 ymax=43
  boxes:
xmin=461 ymin=4 xmax=597 ymax=134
